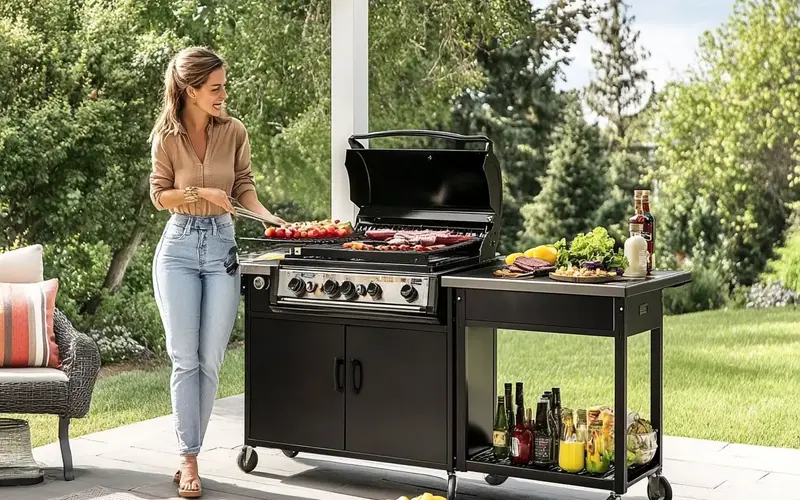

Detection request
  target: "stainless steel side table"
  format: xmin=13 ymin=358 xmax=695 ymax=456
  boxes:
xmin=0 ymin=418 xmax=44 ymax=486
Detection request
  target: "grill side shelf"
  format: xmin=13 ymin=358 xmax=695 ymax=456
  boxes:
xmin=466 ymin=447 xmax=658 ymax=490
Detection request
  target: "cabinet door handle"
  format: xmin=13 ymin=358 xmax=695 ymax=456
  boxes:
xmin=333 ymin=357 xmax=344 ymax=392
xmin=350 ymin=358 xmax=363 ymax=394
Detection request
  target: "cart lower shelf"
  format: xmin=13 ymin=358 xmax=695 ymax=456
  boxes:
xmin=467 ymin=447 xmax=660 ymax=491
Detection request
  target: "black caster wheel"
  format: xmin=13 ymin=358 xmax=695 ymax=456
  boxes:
xmin=447 ymin=474 xmax=457 ymax=500
xmin=647 ymin=475 xmax=673 ymax=500
xmin=484 ymin=474 xmax=508 ymax=486
xmin=606 ymin=495 xmax=621 ymax=500
xmin=281 ymin=449 xmax=299 ymax=458
xmin=236 ymin=446 xmax=258 ymax=473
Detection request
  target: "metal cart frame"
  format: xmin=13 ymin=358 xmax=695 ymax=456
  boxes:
xmin=443 ymin=270 xmax=691 ymax=500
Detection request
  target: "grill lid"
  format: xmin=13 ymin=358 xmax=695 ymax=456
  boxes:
xmin=345 ymin=130 xmax=502 ymax=223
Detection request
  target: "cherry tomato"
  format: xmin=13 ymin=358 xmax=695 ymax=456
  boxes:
xmin=308 ymin=228 xmax=320 ymax=238
xmin=275 ymin=228 xmax=286 ymax=238
xmin=336 ymin=228 xmax=347 ymax=238
xmin=265 ymin=227 xmax=276 ymax=238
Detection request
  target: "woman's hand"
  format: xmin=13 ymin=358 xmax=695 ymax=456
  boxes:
xmin=198 ymin=188 xmax=234 ymax=212
xmin=263 ymin=215 xmax=287 ymax=229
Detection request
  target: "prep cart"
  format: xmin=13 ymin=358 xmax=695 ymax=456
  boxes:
xmin=441 ymin=264 xmax=691 ymax=500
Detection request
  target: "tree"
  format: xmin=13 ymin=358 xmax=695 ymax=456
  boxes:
xmin=651 ymin=0 xmax=800 ymax=286
xmin=519 ymin=95 xmax=611 ymax=247
xmin=585 ymin=0 xmax=653 ymax=146
xmin=448 ymin=0 xmax=594 ymax=252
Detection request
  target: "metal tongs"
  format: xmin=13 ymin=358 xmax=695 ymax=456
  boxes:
xmin=228 ymin=196 xmax=279 ymax=226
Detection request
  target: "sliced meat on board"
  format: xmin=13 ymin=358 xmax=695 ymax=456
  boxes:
xmin=511 ymin=257 xmax=553 ymax=272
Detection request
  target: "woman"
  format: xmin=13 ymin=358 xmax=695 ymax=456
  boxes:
xmin=148 ymin=46 xmax=285 ymax=498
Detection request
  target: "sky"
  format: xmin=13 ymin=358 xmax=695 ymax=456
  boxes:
xmin=536 ymin=0 xmax=738 ymax=91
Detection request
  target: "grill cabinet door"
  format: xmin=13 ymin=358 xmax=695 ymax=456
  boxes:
xmin=344 ymin=326 xmax=448 ymax=465
xmin=247 ymin=318 xmax=345 ymax=451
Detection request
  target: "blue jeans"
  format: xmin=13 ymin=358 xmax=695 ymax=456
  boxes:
xmin=152 ymin=213 xmax=241 ymax=456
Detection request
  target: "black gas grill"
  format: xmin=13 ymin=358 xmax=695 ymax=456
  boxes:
xmin=236 ymin=130 xmax=502 ymax=484
xmin=241 ymin=129 xmax=503 ymax=323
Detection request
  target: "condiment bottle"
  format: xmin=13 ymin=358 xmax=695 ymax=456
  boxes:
xmin=624 ymin=233 xmax=648 ymax=278
xmin=509 ymin=398 xmax=533 ymax=465
xmin=629 ymin=191 xmax=651 ymax=274
xmin=635 ymin=189 xmax=656 ymax=273
xmin=532 ymin=397 xmax=554 ymax=467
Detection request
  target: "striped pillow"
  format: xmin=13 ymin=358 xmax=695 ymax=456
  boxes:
xmin=0 ymin=279 xmax=61 ymax=368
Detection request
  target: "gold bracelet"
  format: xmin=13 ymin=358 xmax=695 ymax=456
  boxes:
xmin=183 ymin=186 xmax=199 ymax=203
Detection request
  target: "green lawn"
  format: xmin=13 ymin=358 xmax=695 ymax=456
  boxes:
xmin=4 ymin=307 xmax=799 ymax=449
xmin=498 ymin=307 xmax=800 ymax=449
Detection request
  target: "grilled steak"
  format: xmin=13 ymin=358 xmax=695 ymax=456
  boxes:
xmin=366 ymin=229 xmax=396 ymax=240
xmin=512 ymin=257 xmax=553 ymax=272
xmin=379 ymin=229 xmax=473 ymax=247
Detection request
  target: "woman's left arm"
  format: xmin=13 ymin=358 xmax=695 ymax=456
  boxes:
xmin=232 ymin=120 xmax=286 ymax=227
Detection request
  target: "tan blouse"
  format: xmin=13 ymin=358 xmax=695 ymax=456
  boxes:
xmin=149 ymin=116 xmax=256 ymax=216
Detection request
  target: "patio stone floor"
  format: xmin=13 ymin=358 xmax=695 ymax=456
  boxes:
xmin=3 ymin=394 xmax=798 ymax=500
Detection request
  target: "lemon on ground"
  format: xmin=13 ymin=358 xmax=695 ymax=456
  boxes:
xmin=505 ymin=252 xmax=524 ymax=265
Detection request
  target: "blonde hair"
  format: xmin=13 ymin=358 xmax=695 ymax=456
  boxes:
xmin=149 ymin=46 xmax=228 ymax=142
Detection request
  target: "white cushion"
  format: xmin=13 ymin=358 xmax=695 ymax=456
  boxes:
xmin=0 ymin=244 xmax=44 ymax=283
xmin=0 ymin=367 xmax=68 ymax=383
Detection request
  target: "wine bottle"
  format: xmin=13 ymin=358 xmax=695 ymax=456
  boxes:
xmin=510 ymin=396 xmax=532 ymax=465
xmin=504 ymin=383 xmax=515 ymax=428
xmin=492 ymin=396 xmax=509 ymax=460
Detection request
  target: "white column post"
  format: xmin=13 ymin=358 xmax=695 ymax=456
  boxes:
xmin=331 ymin=0 xmax=368 ymax=223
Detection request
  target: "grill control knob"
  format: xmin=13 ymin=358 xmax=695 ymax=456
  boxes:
xmin=356 ymin=284 xmax=367 ymax=297
xmin=322 ymin=279 xmax=340 ymax=297
xmin=306 ymin=281 xmax=317 ymax=293
xmin=340 ymin=281 xmax=357 ymax=300
xmin=287 ymin=277 xmax=305 ymax=297
xmin=400 ymin=284 xmax=418 ymax=303
xmin=366 ymin=282 xmax=382 ymax=300
xmin=253 ymin=276 xmax=267 ymax=290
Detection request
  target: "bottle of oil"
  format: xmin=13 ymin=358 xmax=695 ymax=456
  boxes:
xmin=492 ymin=396 xmax=509 ymax=460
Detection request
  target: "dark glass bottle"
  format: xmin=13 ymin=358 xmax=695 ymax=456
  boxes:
xmin=639 ymin=189 xmax=656 ymax=272
xmin=504 ymin=383 xmax=515 ymax=428
xmin=532 ymin=398 xmax=554 ymax=467
xmin=551 ymin=387 xmax=563 ymax=458
xmin=492 ymin=396 xmax=509 ymax=460
xmin=510 ymin=398 xmax=532 ymax=465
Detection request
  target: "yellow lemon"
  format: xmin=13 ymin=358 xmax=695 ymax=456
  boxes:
xmin=505 ymin=252 xmax=524 ymax=265
xmin=536 ymin=245 xmax=558 ymax=265
xmin=524 ymin=245 xmax=558 ymax=265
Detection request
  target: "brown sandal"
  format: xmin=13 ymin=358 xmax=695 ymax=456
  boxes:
xmin=176 ymin=462 xmax=202 ymax=498
xmin=178 ymin=476 xmax=202 ymax=498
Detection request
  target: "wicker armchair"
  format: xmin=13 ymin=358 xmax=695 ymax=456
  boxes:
xmin=0 ymin=308 xmax=101 ymax=481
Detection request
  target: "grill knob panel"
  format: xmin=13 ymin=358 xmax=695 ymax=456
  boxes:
xmin=340 ymin=281 xmax=357 ymax=300
xmin=400 ymin=284 xmax=418 ymax=302
xmin=253 ymin=276 xmax=267 ymax=290
xmin=366 ymin=282 xmax=382 ymax=299
xmin=323 ymin=279 xmax=340 ymax=297
xmin=287 ymin=277 xmax=305 ymax=297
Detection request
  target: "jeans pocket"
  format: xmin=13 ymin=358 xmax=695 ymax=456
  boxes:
xmin=163 ymin=222 xmax=187 ymax=241
xmin=217 ymin=222 xmax=236 ymax=243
